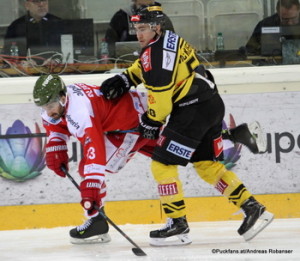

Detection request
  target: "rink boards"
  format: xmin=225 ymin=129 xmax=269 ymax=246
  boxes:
xmin=0 ymin=65 xmax=300 ymax=230
xmin=0 ymin=193 xmax=299 ymax=230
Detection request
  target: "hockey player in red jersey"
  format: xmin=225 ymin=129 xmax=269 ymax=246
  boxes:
xmin=33 ymin=74 xmax=153 ymax=244
xmin=100 ymin=4 xmax=274 ymax=246
xmin=33 ymin=74 xmax=268 ymax=245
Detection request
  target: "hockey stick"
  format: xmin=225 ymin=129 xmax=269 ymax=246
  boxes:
xmin=105 ymin=128 xmax=139 ymax=134
xmin=61 ymin=166 xmax=147 ymax=257
xmin=0 ymin=133 xmax=47 ymax=139
xmin=0 ymin=128 xmax=138 ymax=139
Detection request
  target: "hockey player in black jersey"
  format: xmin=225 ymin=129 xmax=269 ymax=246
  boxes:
xmin=101 ymin=4 xmax=274 ymax=246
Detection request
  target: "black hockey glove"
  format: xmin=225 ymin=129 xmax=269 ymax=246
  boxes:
xmin=138 ymin=113 xmax=163 ymax=140
xmin=101 ymin=73 xmax=132 ymax=100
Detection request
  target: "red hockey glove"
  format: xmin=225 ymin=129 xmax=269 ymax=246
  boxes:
xmin=80 ymin=179 xmax=103 ymax=216
xmin=45 ymin=141 xmax=69 ymax=177
xmin=138 ymin=113 xmax=163 ymax=140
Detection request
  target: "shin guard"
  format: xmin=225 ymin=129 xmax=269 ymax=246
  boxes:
xmin=151 ymin=160 xmax=186 ymax=218
xmin=194 ymin=161 xmax=252 ymax=207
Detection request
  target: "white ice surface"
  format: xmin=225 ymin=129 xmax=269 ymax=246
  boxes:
xmin=0 ymin=218 xmax=299 ymax=261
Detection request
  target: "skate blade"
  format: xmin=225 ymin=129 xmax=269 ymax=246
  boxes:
xmin=150 ymin=233 xmax=192 ymax=247
xmin=243 ymin=211 xmax=274 ymax=242
xmin=70 ymin=233 xmax=111 ymax=244
xmin=248 ymin=121 xmax=267 ymax=153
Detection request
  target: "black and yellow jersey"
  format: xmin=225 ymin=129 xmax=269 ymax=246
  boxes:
xmin=124 ymin=30 xmax=215 ymax=124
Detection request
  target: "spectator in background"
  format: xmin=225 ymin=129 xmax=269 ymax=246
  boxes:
xmin=105 ymin=0 xmax=174 ymax=58
xmin=3 ymin=0 xmax=60 ymax=60
xmin=246 ymin=0 xmax=300 ymax=54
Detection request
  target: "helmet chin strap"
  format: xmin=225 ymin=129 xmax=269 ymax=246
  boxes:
xmin=153 ymin=32 xmax=159 ymax=40
xmin=150 ymin=24 xmax=160 ymax=40
xmin=59 ymin=95 xmax=68 ymax=107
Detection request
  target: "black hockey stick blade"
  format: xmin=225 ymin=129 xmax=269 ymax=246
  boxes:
xmin=97 ymin=210 xmax=147 ymax=256
xmin=61 ymin=167 xmax=147 ymax=256
xmin=132 ymin=247 xmax=147 ymax=256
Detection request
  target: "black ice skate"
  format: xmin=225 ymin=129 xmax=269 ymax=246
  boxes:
xmin=149 ymin=216 xmax=191 ymax=246
xmin=238 ymin=197 xmax=274 ymax=241
xmin=229 ymin=121 xmax=267 ymax=154
xmin=70 ymin=209 xmax=111 ymax=244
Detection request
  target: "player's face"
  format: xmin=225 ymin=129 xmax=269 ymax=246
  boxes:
xmin=134 ymin=23 xmax=159 ymax=48
xmin=279 ymin=5 xmax=300 ymax=25
xmin=42 ymin=97 xmax=65 ymax=120
xmin=25 ymin=0 xmax=49 ymax=21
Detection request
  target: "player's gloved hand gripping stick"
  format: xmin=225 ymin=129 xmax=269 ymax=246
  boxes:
xmin=61 ymin=166 xmax=147 ymax=257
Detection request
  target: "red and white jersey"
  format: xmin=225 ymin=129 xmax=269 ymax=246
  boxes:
xmin=41 ymin=83 xmax=149 ymax=179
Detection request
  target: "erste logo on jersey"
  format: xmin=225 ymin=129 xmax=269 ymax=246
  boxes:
xmin=167 ymin=140 xmax=195 ymax=160
xmin=141 ymin=48 xmax=152 ymax=72
xmin=162 ymin=30 xmax=178 ymax=71
xmin=163 ymin=30 xmax=179 ymax=51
